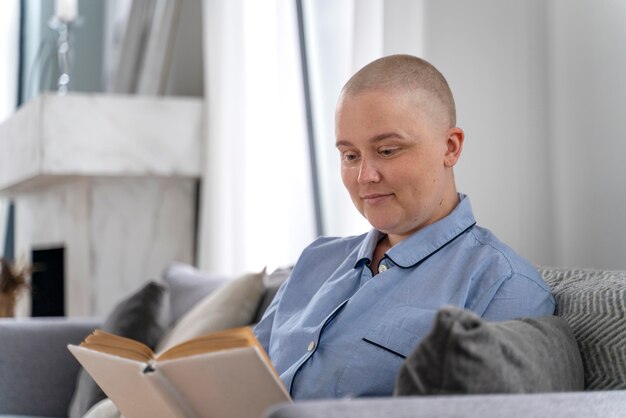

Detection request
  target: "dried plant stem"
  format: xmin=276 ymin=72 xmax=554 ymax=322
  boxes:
xmin=0 ymin=258 xmax=30 ymax=318
xmin=0 ymin=292 xmax=16 ymax=317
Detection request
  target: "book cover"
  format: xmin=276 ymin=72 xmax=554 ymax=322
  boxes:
xmin=68 ymin=327 xmax=291 ymax=418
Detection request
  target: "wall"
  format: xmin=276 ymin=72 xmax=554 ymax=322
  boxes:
xmin=548 ymin=0 xmax=626 ymax=269
xmin=416 ymin=0 xmax=555 ymax=266
xmin=398 ymin=0 xmax=626 ymax=270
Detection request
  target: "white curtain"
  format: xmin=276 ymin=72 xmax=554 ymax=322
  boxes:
xmin=199 ymin=0 xmax=316 ymax=275
xmin=303 ymin=0 xmax=386 ymax=238
xmin=0 ymin=0 xmax=20 ymax=256
xmin=197 ymin=0 xmax=423 ymax=274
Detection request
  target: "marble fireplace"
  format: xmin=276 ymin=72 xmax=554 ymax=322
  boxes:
xmin=0 ymin=93 xmax=203 ymax=316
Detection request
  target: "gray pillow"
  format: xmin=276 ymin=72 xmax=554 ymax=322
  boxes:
xmin=68 ymin=281 xmax=168 ymax=418
xmin=395 ymin=306 xmax=584 ymax=396
xmin=539 ymin=267 xmax=626 ymax=390
xmin=162 ymin=262 xmax=228 ymax=325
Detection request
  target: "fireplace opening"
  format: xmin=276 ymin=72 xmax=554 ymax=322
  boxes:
xmin=31 ymin=247 xmax=65 ymax=317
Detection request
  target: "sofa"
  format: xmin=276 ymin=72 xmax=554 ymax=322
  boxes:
xmin=0 ymin=266 xmax=624 ymax=418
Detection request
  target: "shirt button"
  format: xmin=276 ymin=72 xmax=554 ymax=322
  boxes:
xmin=379 ymin=264 xmax=388 ymax=273
xmin=307 ymin=341 xmax=316 ymax=352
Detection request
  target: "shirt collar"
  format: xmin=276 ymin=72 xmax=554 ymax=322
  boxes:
xmin=355 ymin=229 xmax=384 ymax=268
xmin=354 ymin=194 xmax=476 ymax=269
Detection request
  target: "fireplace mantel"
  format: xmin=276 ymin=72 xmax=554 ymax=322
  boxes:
xmin=0 ymin=93 xmax=202 ymax=194
xmin=0 ymin=93 xmax=203 ymax=317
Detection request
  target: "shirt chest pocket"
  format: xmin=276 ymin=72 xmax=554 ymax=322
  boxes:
xmin=335 ymin=307 xmax=436 ymax=397
xmin=362 ymin=323 xmax=421 ymax=358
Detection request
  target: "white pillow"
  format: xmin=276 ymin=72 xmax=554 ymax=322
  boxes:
xmin=156 ymin=270 xmax=266 ymax=353
xmin=83 ymin=398 xmax=122 ymax=418
xmin=162 ymin=262 xmax=229 ymax=325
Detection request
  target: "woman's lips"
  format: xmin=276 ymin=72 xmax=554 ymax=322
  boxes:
xmin=361 ymin=193 xmax=394 ymax=205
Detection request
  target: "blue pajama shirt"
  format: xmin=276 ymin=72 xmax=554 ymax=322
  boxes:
xmin=254 ymin=194 xmax=555 ymax=399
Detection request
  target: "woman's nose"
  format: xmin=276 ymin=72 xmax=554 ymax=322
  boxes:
xmin=357 ymin=157 xmax=381 ymax=184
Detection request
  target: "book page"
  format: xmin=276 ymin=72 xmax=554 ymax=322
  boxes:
xmin=156 ymin=326 xmax=259 ymax=360
xmin=68 ymin=345 xmax=189 ymax=418
xmin=79 ymin=327 xmax=260 ymax=363
xmin=154 ymin=346 xmax=291 ymax=418
xmin=79 ymin=330 xmax=155 ymax=362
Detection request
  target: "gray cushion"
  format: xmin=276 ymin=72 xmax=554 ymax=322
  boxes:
xmin=68 ymin=281 xmax=168 ymax=418
xmin=0 ymin=416 xmax=64 ymax=418
xmin=266 ymin=390 xmax=626 ymax=418
xmin=395 ymin=306 xmax=584 ymax=395
xmin=0 ymin=318 xmax=100 ymax=417
xmin=539 ymin=267 xmax=626 ymax=390
xmin=162 ymin=262 xmax=228 ymax=325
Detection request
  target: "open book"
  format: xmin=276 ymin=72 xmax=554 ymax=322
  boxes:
xmin=68 ymin=326 xmax=291 ymax=418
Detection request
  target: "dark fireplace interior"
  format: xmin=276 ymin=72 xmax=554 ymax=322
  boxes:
xmin=31 ymin=247 xmax=65 ymax=317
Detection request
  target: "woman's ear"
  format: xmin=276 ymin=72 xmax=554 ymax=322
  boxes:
xmin=444 ymin=127 xmax=464 ymax=167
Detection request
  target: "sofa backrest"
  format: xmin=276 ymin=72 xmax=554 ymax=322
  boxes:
xmin=539 ymin=267 xmax=626 ymax=390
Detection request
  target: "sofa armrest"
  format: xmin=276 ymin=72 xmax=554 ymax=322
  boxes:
xmin=265 ymin=391 xmax=626 ymax=418
xmin=0 ymin=317 xmax=101 ymax=417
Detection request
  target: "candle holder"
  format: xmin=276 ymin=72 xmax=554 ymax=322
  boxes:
xmin=48 ymin=16 xmax=82 ymax=95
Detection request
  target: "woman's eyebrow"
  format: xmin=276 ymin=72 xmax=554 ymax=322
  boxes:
xmin=368 ymin=132 xmax=407 ymax=143
xmin=336 ymin=132 xmax=409 ymax=148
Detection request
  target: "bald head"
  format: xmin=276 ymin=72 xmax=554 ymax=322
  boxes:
xmin=341 ymin=55 xmax=456 ymax=128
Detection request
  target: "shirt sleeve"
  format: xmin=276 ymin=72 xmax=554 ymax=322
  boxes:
xmin=480 ymin=273 xmax=556 ymax=321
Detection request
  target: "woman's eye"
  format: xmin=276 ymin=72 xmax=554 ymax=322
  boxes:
xmin=379 ymin=148 xmax=398 ymax=156
xmin=342 ymin=152 xmax=358 ymax=162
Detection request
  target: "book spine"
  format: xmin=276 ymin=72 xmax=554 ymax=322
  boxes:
xmin=145 ymin=362 xmax=200 ymax=418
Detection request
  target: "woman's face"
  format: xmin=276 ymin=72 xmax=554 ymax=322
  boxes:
xmin=335 ymin=89 xmax=463 ymax=245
